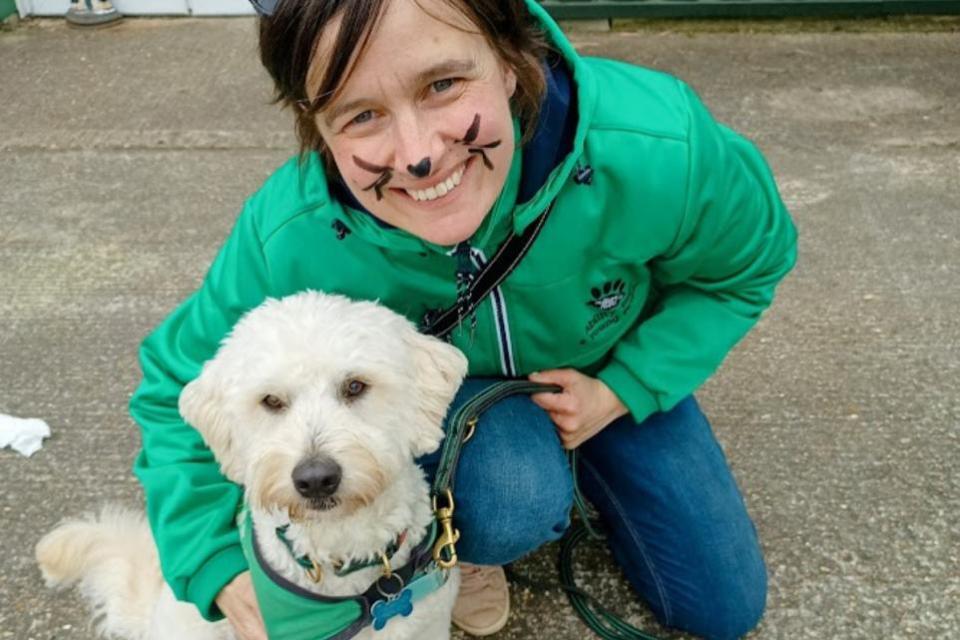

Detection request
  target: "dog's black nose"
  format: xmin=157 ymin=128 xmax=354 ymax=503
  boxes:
xmin=292 ymin=457 xmax=342 ymax=499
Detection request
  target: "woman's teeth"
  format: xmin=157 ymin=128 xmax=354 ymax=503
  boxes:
xmin=404 ymin=164 xmax=465 ymax=202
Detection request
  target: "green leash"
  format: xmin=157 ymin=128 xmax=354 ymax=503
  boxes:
xmin=430 ymin=380 xmax=563 ymax=568
xmin=430 ymin=380 xmax=662 ymax=640
xmin=560 ymin=450 xmax=662 ymax=640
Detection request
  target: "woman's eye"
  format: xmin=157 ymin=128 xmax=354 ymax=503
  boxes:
xmin=261 ymin=394 xmax=286 ymax=412
xmin=350 ymin=109 xmax=373 ymax=124
xmin=343 ymin=379 xmax=368 ymax=399
xmin=431 ymin=78 xmax=456 ymax=94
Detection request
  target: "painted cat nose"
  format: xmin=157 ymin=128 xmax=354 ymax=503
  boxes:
xmin=406 ymin=157 xmax=431 ymax=178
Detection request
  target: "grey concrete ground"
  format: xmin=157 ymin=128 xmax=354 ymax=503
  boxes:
xmin=1 ymin=14 xmax=958 ymax=640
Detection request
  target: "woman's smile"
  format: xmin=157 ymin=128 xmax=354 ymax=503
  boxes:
xmin=394 ymin=157 xmax=472 ymax=204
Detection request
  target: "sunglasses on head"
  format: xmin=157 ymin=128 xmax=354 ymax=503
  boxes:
xmin=249 ymin=0 xmax=279 ymax=15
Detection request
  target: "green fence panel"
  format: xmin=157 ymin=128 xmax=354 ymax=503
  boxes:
xmin=541 ymin=0 xmax=960 ymax=18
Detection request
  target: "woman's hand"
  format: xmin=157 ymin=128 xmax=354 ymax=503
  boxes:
xmin=215 ymin=572 xmax=267 ymax=640
xmin=529 ymin=369 xmax=629 ymax=449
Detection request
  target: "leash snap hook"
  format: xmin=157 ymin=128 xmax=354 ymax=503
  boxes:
xmin=432 ymin=489 xmax=460 ymax=569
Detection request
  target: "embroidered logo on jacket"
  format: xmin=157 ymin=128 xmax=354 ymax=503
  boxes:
xmin=587 ymin=279 xmax=627 ymax=311
xmin=583 ymin=279 xmax=633 ymax=343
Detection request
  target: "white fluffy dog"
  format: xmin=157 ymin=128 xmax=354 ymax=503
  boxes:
xmin=36 ymin=291 xmax=468 ymax=640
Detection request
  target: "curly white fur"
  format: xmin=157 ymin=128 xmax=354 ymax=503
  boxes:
xmin=37 ymin=291 xmax=467 ymax=640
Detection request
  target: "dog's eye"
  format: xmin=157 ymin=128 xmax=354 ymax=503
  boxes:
xmin=261 ymin=394 xmax=286 ymax=412
xmin=343 ymin=379 xmax=367 ymax=399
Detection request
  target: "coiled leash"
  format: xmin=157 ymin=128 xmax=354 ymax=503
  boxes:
xmin=430 ymin=380 xmax=662 ymax=640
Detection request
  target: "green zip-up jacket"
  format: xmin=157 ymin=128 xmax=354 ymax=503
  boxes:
xmin=130 ymin=0 xmax=797 ymax=621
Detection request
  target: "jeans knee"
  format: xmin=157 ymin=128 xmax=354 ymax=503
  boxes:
xmin=460 ymin=514 xmax=571 ymax=565
xmin=454 ymin=460 xmax=573 ymax=564
xmin=675 ymin=563 xmax=767 ymax=639
xmin=440 ymin=383 xmax=574 ymax=565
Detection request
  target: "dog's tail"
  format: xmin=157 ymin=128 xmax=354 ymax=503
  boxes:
xmin=36 ymin=506 xmax=165 ymax=639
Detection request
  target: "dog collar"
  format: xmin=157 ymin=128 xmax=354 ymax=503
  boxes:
xmin=242 ymin=511 xmax=448 ymax=640
xmin=274 ymin=523 xmax=408 ymax=582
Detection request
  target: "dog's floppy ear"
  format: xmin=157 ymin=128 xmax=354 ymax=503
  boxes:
xmin=404 ymin=328 xmax=469 ymax=456
xmin=178 ymin=359 xmax=244 ymax=483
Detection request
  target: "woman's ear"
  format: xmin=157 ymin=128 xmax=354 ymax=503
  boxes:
xmin=503 ymin=64 xmax=518 ymax=99
xmin=403 ymin=328 xmax=469 ymax=456
xmin=178 ymin=361 xmax=244 ymax=483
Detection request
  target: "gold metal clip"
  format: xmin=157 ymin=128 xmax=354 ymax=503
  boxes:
xmin=306 ymin=558 xmax=324 ymax=584
xmin=379 ymin=550 xmax=393 ymax=578
xmin=462 ymin=416 xmax=479 ymax=444
xmin=432 ymin=488 xmax=460 ymax=569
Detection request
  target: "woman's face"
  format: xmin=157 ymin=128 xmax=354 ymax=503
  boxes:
xmin=309 ymin=0 xmax=517 ymax=246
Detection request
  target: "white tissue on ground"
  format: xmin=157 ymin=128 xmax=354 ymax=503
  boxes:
xmin=0 ymin=414 xmax=52 ymax=457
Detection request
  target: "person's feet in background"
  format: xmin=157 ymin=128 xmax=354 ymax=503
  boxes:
xmin=453 ymin=562 xmax=511 ymax=636
xmin=66 ymin=0 xmax=122 ymax=27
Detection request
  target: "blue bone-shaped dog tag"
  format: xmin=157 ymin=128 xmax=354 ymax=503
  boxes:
xmin=371 ymin=589 xmax=414 ymax=630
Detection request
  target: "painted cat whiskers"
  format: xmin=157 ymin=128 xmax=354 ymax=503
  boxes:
xmin=456 ymin=114 xmax=501 ymax=170
xmin=353 ymin=155 xmax=394 ymax=201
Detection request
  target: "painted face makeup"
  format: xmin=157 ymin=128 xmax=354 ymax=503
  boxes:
xmin=309 ymin=0 xmax=518 ymax=246
xmin=456 ymin=114 xmax=502 ymax=170
xmin=353 ymin=155 xmax=393 ymax=201
xmin=407 ymin=157 xmax=432 ymax=178
xmin=354 ymin=154 xmax=436 ymax=199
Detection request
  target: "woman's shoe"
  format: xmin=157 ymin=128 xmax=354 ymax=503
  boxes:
xmin=452 ymin=562 xmax=510 ymax=636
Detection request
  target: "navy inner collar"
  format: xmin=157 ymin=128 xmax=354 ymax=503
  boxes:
xmin=517 ymin=52 xmax=576 ymax=204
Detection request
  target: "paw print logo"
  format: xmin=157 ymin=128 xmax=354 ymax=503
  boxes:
xmin=587 ymin=279 xmax=627 ymax=311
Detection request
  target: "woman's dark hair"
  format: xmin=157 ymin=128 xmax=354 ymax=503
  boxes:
xmin=258 ymin=0 xmax=549 ymax=164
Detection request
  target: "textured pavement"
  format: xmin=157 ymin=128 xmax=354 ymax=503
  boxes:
xmin=1 ymin=15 xmax=958 ymax=640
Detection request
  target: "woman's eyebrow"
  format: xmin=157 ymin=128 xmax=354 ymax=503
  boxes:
xmin=322 ymin=59 xmax=476 ymax=128
xmin=413 ymin=58 xmax=477 ymax=86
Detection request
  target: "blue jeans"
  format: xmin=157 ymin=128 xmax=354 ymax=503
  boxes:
xmin=416 ymin=378 xmax=767 ymax=640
